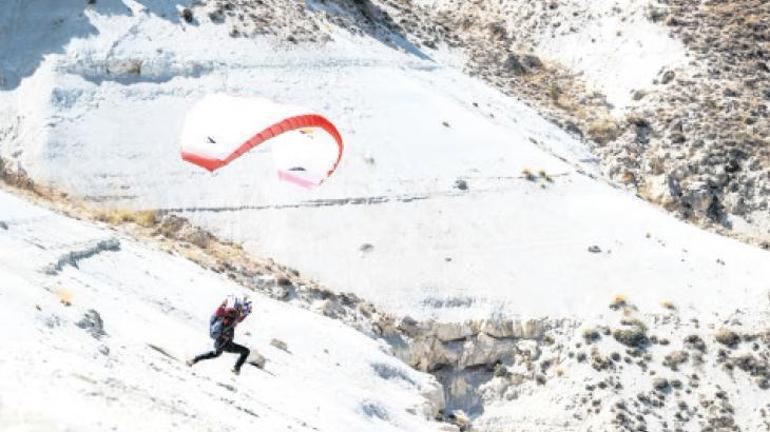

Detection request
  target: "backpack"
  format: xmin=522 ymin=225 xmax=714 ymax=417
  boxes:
xmin=209 ymin=315 xmax=226 ymax=340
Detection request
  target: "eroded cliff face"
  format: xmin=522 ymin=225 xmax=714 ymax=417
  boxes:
xmin=383 ymin=300 xmax=770 ymax=432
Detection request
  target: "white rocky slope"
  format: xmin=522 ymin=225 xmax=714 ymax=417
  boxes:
xmin=404 ymin=0 xmax=770 ymax=237
xmin=0 ymin=188 xmax=447 ymax=432
xmin=2 ymin=1 xmax=770 ymax=431
xmin=1 ymin=1 xmax=769 ymax=323
xmin=414 ymin=0 xmax=689 ymax=112
xmin=3 ymin=182 xmax=770 ymax=432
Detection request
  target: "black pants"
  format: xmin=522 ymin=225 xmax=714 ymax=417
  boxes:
xmin=193 ymin=340 xmax=250 ymax=370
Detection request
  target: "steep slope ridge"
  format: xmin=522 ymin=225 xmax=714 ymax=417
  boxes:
xmin=0 ymin=188 xmax=448 ymax=432
xmin=4 ymin=179 xmax=770 ymax=431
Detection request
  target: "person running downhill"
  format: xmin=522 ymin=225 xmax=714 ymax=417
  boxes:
xmin=188 ymin=295 xmax=253 ymax=375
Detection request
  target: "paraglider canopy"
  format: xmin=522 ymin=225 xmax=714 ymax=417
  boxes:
xmin=179 ymin=94 xmax=343 ymax=188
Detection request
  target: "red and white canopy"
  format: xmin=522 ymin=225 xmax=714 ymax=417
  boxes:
xmin=180 ymin=94 xmax=343 ymax=188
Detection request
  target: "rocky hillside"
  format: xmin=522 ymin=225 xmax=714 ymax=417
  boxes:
xmin=0 ymin=180 xmax=453 ymax=432
xmin=410 ymin=0 xmax=769 ymax=242
xmin=390 ymin=0 xmax=769 ymax=242
xmin=0 ymin=2 xmax=763 ymax=239
xmin=2 ymin=1 xmax=770 ymax=431
xmin=184 ymin=0 xmax=769 ymax=242
xmin=628 ymin=1 xmax=770 ymax=235
xmin=4 ymin=162 xmax=770 ymax=432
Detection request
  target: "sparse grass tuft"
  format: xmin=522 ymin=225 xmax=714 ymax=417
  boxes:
xmin=538 ymin=170 xmax=553 ymax=182
xmin=660 ymin=300 xmax=677 ymax=311
xmin=55 ymin=287 xmax=73 ymax=306
xmin=620 ymin=317 xmax=648 ymax=332
xmin=609 ymin=294 xmax=627 ymax=310
xmin=94 ymin=208 xmax=158 ymax=228
xmin=522 ymin=168 xmax=537 ymax=181
xmin=548 ymin=83 xmax=562 ymax=106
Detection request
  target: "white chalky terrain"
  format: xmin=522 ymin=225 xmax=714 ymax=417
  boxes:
xmin=0 ymin=189 xmax=446 ymax=432
xmin=2 ymin=1 xmax=770 ymax=431
xmin=1 ymin=0 xmax=766 ymax=323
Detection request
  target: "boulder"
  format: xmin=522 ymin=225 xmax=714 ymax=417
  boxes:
xmin=512 ymin=319 xmax=546 ymax=339
xmin=432 ymin=321 xmax=476 ymax=341
xmin=76 ymin=309 xmax=106 ymax=339
xmin=459 ymin=333 xmax=517 ymax=368
xmin=270 ymin=338 xmax=289 ymax=352
xmin=247 ymin=349 xmax=266 ymax=369
xmin=406 ymin=336 xmax=459 ymax=371
xmin=418 ymin=378 xmax=446 ymax=419
xmin=479 ymin=319 xmax=514 ymax=338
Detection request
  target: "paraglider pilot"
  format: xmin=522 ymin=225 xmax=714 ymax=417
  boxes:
xmin=188 ymin=295 xmax=252 ymax=375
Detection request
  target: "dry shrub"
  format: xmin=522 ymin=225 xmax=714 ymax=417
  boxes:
xmin=610 ymin=294 xmax=628 ymax=310
xmin=586 ymin=118 xmax=621 ymax=144
xmin=620 ymin=171 xmax=636 ymax=185
xmin=660 ymin=300 xmax=677 ymax=311
xmin=55 ymin=287 xmax=73 ymax=306
xmin=95 ymin=208 xmax=158 ymax=227
xmin=522 ymin=168 xmax=536 ymax=181
xmin=0 ymin=158 xmax=35 ymax=191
